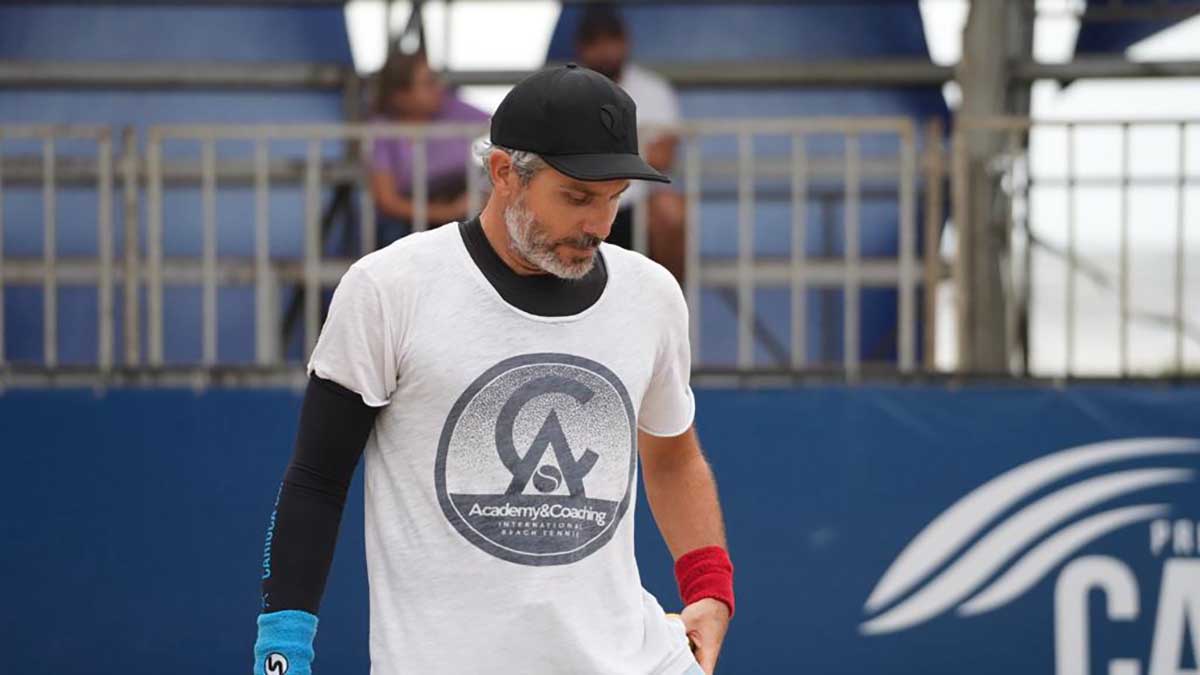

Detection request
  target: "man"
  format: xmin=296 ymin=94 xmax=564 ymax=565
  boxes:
xmin=253 ymin=64 xmax=734 ymax=675
xmin=576 ymin=4 xmax=687 ymax=283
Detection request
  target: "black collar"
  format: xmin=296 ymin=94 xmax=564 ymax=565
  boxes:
xmin=458 ymin=216 xmax=607 ymax=317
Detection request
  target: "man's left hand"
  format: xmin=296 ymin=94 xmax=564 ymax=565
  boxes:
xmin=680 ymin=597 xmax=730 ymax=674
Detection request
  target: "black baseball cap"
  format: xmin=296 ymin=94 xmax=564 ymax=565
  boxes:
xmin=490 ymin=63 xmax=670 ymax=184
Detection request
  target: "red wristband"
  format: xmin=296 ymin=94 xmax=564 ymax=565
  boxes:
xmin=673 ymin=545 xmax=735 ymax=618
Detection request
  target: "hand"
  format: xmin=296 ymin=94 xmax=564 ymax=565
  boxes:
xmin=680 ymin=597 xmax=731 ymax=674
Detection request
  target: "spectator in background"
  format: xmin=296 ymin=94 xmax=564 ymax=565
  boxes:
xmin=369 ymin=50 xmax=489 ymax=244
xmin=576 ymin=4 xmax=686 ymax=283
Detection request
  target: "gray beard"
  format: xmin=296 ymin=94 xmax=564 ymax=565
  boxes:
xmin=503 ymin=194 xmax=598 ymax=280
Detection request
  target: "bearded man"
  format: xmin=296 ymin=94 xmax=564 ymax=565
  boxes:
xmin=251 ymin=63 xmax=734 ymax=675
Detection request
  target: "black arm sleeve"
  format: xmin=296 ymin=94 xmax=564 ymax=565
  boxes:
xmin=260 ymin=374 xmax=380 ymax=614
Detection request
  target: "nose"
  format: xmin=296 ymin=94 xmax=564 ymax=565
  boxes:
xmin=581 ymin=205 xmax=615 ymax=242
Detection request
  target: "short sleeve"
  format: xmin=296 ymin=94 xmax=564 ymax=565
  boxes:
xmin=371 ymin=136 xmax=390 ymax=173
xmin=626 ymin=66 xmax=680 ymax=136
xmin=306 ymin=265 xmax=399 ymax=408
xmin=371 ymin=136 xmax=412 ymax=190
xmin=637 ymin=280 xmax=696 ymax=437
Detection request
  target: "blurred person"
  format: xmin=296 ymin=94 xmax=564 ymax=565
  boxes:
xmin=252 ymin=64 xmax=733 ymax=675
xmin=576 ymin=3 xmax=687 ymax=283
xmin=369 ymin=49 xmax=489 ymax=244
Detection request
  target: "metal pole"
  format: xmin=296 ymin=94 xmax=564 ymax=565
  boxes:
xmin=145 ymin=119 xmax=900 ymax=142
xmin=384 ymin=0 xmax=393 ymax=60
xmin=736 ymin=130 xmax=755 ymax=369
xmin=19 ymin=56 xmax=1200 ymax=90
xmin=633 ymin=192 xmax=650 ymax=255
xmin=443 ymin=0 xmax=454 ymax=75
xmin=898 ymin=125 xmax=917 ymax=373
xmin=412 ymin=137 xmax=428 ymax=232
xmin=1003 ymin=129 xmax=1020 ymax=374
xmin=1019 ymin=124 xmax=1033 ymax=377
xmin=147 ymin=131 xmax=164 ymax=366
xmin=844 ymin=133 xmax=861 ymax=378
xmin=952 ymin=125 xmax=969 ymax=374
xmin=1119 ymin=123 xmax=1130 ymax=375
xmin=922 ymin=117 xmax=944 ymax=372
xmin=633 ymin=136 xmax=650 ymax=255
xmin=304 ymin=139 xmax=321 ymax=357
xmin=201 ymin=138 xmax=217 ymax=366
xmin=121 ymin=127 xmax=140 ymax=366
xmin=43 ymin=136 xmax=57 ymax=367
xmin=790 ymin=133 xmax=808 ymax=370
xmin=254 ymin=137 xmax=272 ymax=365
xmin=98 ymin=130 xmax=114 ymax=372
xmin=956 ymin=0 xmax=1028 ymax=374
xmin=1175 ymin=122 xmax=1187 ymax=373
xmin=684 ymin=135 xmax=702 ymax=366
xmin=361 ymin=131 xmax=378 ymax=253
xmin=1065 ymin=123 xmax=1076 ymax=377
xmin=465 ymin=137 xmax=482 ymax=224
xmin=341 ymin=70 xmax=364 ymax=125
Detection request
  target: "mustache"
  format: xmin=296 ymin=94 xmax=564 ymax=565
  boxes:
xmin=557 ymin=234 xmax=603 ymax=250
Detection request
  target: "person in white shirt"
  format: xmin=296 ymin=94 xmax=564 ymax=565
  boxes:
xmin=576 ymin=4 xmax=687 ymax=283
xmin=251 ymin=63 xmax=735 ymax=675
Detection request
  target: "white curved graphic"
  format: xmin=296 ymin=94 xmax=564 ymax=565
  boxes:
xmin=958 ymin=503 xmax=1170 ymax=617
xmin=859 ymin=468 xmax=1191 ymax=635
xmin=863 ymin=437 xmax=1200 ymax=614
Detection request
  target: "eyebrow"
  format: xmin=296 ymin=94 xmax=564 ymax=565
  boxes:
xmin=562 ymin=183 xmax=631 ymax=198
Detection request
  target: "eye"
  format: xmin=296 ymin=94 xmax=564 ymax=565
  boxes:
xmin=565 ymin=193 xmax=590 ymax=206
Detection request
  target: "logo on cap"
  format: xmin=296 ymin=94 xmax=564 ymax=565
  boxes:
xmin=599 ymin=104 xmax=627 ymax=141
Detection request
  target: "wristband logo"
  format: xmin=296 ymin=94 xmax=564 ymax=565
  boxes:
xmin=264 ymin=653 xmax=288 ymax=674
xmin=435 ymin=353 xmax=636 ymax=566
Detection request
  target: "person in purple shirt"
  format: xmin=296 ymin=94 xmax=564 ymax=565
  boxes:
xmin=369 ymin=50 xmax=489 ymax=243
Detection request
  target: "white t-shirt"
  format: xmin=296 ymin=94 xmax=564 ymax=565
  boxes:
xmin=618 ymin=63 xmax=681 ymax=209
xmin=306 ymin=223 xmax=698 ymax=675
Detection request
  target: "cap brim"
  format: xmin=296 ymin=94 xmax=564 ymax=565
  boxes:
xmin=540 ymin=153 xmax=671 ymax=184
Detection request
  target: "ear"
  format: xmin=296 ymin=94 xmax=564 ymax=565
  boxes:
xmin=487 ymin=149 xmax=518 ymax=199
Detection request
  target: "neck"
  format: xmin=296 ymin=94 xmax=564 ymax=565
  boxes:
xmin=479 ymin=198 xmax=547 ymax=277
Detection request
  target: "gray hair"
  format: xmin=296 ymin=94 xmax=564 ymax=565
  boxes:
xmin=475 ymin=140 xmax=546 ymax=186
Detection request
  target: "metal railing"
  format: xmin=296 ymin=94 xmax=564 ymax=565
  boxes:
xmin=0 ymin=125 xmax=115 ymax=372
xmin=953 ymin=117 xmax=1198 ymax=378
xmin=677 ymin=117 xmax=922 ymax=379
xmin=0 ymin=117 xmax=940 ymax=384
xmin=145 ymin=122 xmax=493 ymax=367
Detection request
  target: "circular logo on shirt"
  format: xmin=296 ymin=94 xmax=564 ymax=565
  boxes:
xmin=435 ymin=353 xmax=636 ymax=566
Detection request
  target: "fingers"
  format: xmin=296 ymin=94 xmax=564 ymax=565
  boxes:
xmin=690 ymin=630 xmax=718 ymax=674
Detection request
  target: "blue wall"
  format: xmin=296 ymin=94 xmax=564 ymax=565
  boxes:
xmin=3 ymin=384 xmax=1199 ymax=673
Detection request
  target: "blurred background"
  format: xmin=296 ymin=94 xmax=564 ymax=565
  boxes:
xmin=1 ymin=0 xmax=1198 ymax=673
